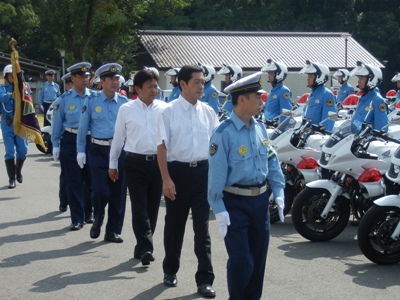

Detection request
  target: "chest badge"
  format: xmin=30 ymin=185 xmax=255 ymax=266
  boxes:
xmin=262 ymin=139 xmax=269 ymax=146
xmin=95 ymin=106 xmax=102 ymax=113
xmin=273 ymin=95 xmax=277 ymax=99
xmin=315 ymin=99 xmax=320 ymax=104
xmin=238 ymin=145 xmax=248 ymax=156
xmin=69 ymin=104 xmax=75 ymax=111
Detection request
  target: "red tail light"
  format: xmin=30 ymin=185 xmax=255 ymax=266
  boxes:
xmin=297 ymin=157 xmax=318 ymax=170
xmin=358 ymin=168 xmax=383 ymax=183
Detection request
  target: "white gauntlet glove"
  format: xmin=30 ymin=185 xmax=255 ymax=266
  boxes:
xmin=215 ymin=211 xmax=231 ymax=238
xmin=76 ymin=152 xmax=86 ymax=169
xmin=52 ymin=147 xmax=60 ymax=161
xmin=275 ymin=197 xmax=285 ymax=223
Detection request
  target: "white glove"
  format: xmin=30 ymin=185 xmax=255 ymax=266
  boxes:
xmin=52 ymin=147 xmax=60 ymax=161
xmin=40 ymin=105 xmax=44 ymax=112
xmin=215 ymin=211 xmax=231 ymax=238
xmin=275 ymin=197 xmax=285 ymax=222
xmin=77 ymin=152 xmax=86 ymax=169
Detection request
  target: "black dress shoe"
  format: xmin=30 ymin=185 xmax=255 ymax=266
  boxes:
xmin=85 ymin=214 xmax=94 ymax=224
xmin=104 ymin=232 xmax=123 ymax=243
xmin=163 ymin=274 xmax=177 ymax=287
xmin=70 ymin=223 xmax=83 ymax=231
xmin=90 ymin=223 xmax=101 ymax=239
xmin=197 ymin=284 xmax=216 ymax=298
xmin=140 ymin=251 xmax=155 ymax=266
xmin=59 ymin=205 xmax=67 ymax=212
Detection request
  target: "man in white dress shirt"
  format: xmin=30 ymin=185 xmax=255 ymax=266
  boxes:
xmin=109 ymin=69 xmax=167 ymax=266
xmin=157 ymin=65 xmax=219 ymax=298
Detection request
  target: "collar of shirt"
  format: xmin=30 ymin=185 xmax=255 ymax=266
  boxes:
xmin=70 ymin=87 xmax=91 ymax=98
xmin=99 ymin=90 xmax=118 ymax=102
xmin=177 ymin=95 xmax=198 ymax=111
xmin=136 ymin=97 xmax=155 ymax=109
xmin=271 ymin=82 xmax=283 ymax=93
xmin=230 ymin=111 xmax=255 ymax=131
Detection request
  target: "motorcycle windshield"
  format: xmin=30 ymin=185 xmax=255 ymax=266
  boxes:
xmin=269 ymin=116 xmax=297 ymax=141
xmin=324 ymin=120 xmax=358 ymax=148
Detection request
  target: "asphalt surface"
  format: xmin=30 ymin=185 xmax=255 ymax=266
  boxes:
xmin=0 ymin=140 xmax=399 ymax=300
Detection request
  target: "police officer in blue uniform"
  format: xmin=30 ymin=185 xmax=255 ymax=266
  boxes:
xmin=38 ymin=69 xmax=61 ymax=127
xmin=217 ymin=64 xmax=243 ymax=115
xmin=299 ymin=60 xmax=336 ymax=131
xmin=392 ymin=72 xmax=400 ymax=104
xmin=333 ymin=68 xmax=354 ymax=106
xmin=199 ymin=63 xmax=219 ymax=114
xmin=0 ymin=64 xmax=29 ymax=188
xmin=261 ymin=59 xmax=292 ymax=121
xmin=217 ymin=64 xmax=243 ymax=114
xmin=208 ymin=72 xmax=285 ymax=300
xmin=77 ymin=63 xmax=128 ymax=243
xmin=58 ymin=72 xmax=73 ymax=212
xmin=164 ymin=67 xmax=181 ymax=102
xmin=350 ymin=61 xmax=388 ymax=132
xmin=52 ymin=63 xmax=94 ymax=230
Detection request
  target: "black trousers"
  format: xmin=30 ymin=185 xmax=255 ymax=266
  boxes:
xmin=163 ymin=161 xmax=215 ymax=286
xmin=125 ymin=154 xmax=162 ymax=257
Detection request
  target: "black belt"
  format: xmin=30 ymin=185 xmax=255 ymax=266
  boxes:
xmin=126 ymin=152 xmax=157 ymax=161
xmin=169 ymin=160 xmax=208 ymax=168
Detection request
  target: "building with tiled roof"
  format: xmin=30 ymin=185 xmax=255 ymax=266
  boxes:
xmin=136 ymin=30 xmax=384 ymax=99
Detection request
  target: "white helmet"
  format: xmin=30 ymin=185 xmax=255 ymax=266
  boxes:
xmin=124 ymin=78 xmax=134 ymax=86
xmin=333 ymin=68 xmax=350 ymax=82
xmin=391 ymin=72 xmax=400 ymax=82
xmin=299 ymin=60 xmax=329 ymax=86
xmin=119 ymin=76 xmax=125 ymax=87
xmin=3 ymin=64 xmax=12 ymax=77
xmin=198 ymin=63 xmax=215 ymax=83
xmin=217 ymin=64 xmax=243 ymax=82
xmin=261 ymin=59 xmax=288 ymax=83
xmin=350 ymin=61 xmax=382 ymax=90
xmin=165 ymin=67 xmax=181 ymax=77
xmin=144 ymin=66 xmax=159 ymax=77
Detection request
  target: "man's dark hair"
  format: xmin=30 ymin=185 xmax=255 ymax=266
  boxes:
xmin=134 ymin=69 xmax=159 ymax=88
xmin=177 ymin=65 xmax=203 ymax=91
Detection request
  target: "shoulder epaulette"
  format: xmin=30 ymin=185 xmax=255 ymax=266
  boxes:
xmin=216 ymin=118 xmax=233 ymax=133
xmin=60 ymin=90 xmax=72 ymax=98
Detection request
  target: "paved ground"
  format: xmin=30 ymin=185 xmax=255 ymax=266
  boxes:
xmin=0 ymin=141 xmax=400 ymax=300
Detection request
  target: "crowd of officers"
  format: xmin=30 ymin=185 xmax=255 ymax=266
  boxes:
xmin=1 ymin=58 xmax=400 ymax=300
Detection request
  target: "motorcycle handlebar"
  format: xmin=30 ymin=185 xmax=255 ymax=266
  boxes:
xmin=372 ymin=129 xmax=400 ymax=144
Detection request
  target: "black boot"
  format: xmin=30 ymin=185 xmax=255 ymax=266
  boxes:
xmin=5 ymin=159 xmax=16 ymax=189
xmin=15 ymin=158 xmax=25 ymax=183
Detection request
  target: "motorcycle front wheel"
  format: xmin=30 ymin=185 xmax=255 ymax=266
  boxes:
xmin=269 ymin=183 xmax=296 ymax=223
xmin=292 ymin=187 xmax=350 ymax=241
xmin=358 ymin=205 xmax=400 ymax=265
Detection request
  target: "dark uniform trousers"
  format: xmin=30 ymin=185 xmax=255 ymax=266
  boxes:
xmin=59 ymin=131 xmax=92 ymax=224
xmin=89 ymin=143 xmax=127 ymax=234
xmin=59 ymin=167 xmax=68 ymax=207
xmin=125 ymin=154 xmax=162 ymax=257
xmin=163 ymin=161 xmax=215 ymax=286
xmin=223 ymin=190 xmax=271 ymax=300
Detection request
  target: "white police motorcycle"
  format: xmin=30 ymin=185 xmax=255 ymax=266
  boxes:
xmin=36 ymin=102 xmax=54 ymax=154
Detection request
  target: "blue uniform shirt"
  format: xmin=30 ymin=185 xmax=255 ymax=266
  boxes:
xmin=336 ymin=82 xmax=355 ymax=105
xmin=77 ymin=90 xmax=128 ymax=152
xmin=264 ymin=83 xmax=292 ymax=121
xmin=303 ymin=84 xmax=336 ymax=131
xmin=38 ymin=81 xmax=61 ymax=105
xmin=200 ymin=81 xmax=219 ymax=114
xmin=395 ymin=90 xmax=400 ymax=105
xmin=352 ymin=88 xmax=389 ymax=132
xmin=168 ymin=85 xmax=181 ymax=102
xmin=156 ymin=86 xmax=164 ymax=101
xmin=51 ymin=87 xmax=93 ymax=147
xmin=208 ymin=111 xmax=285 ymax=213
xmin=222 ymin=93 xmax=233 ymax=115
xmin=0 ymin=83 xmax=14 ymax=119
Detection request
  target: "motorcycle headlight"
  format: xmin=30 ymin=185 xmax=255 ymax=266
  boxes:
xmin=324 ymin=153 xmax=331 ymax=161
xmin=394 ymin=165 xmax=400 ymax=174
